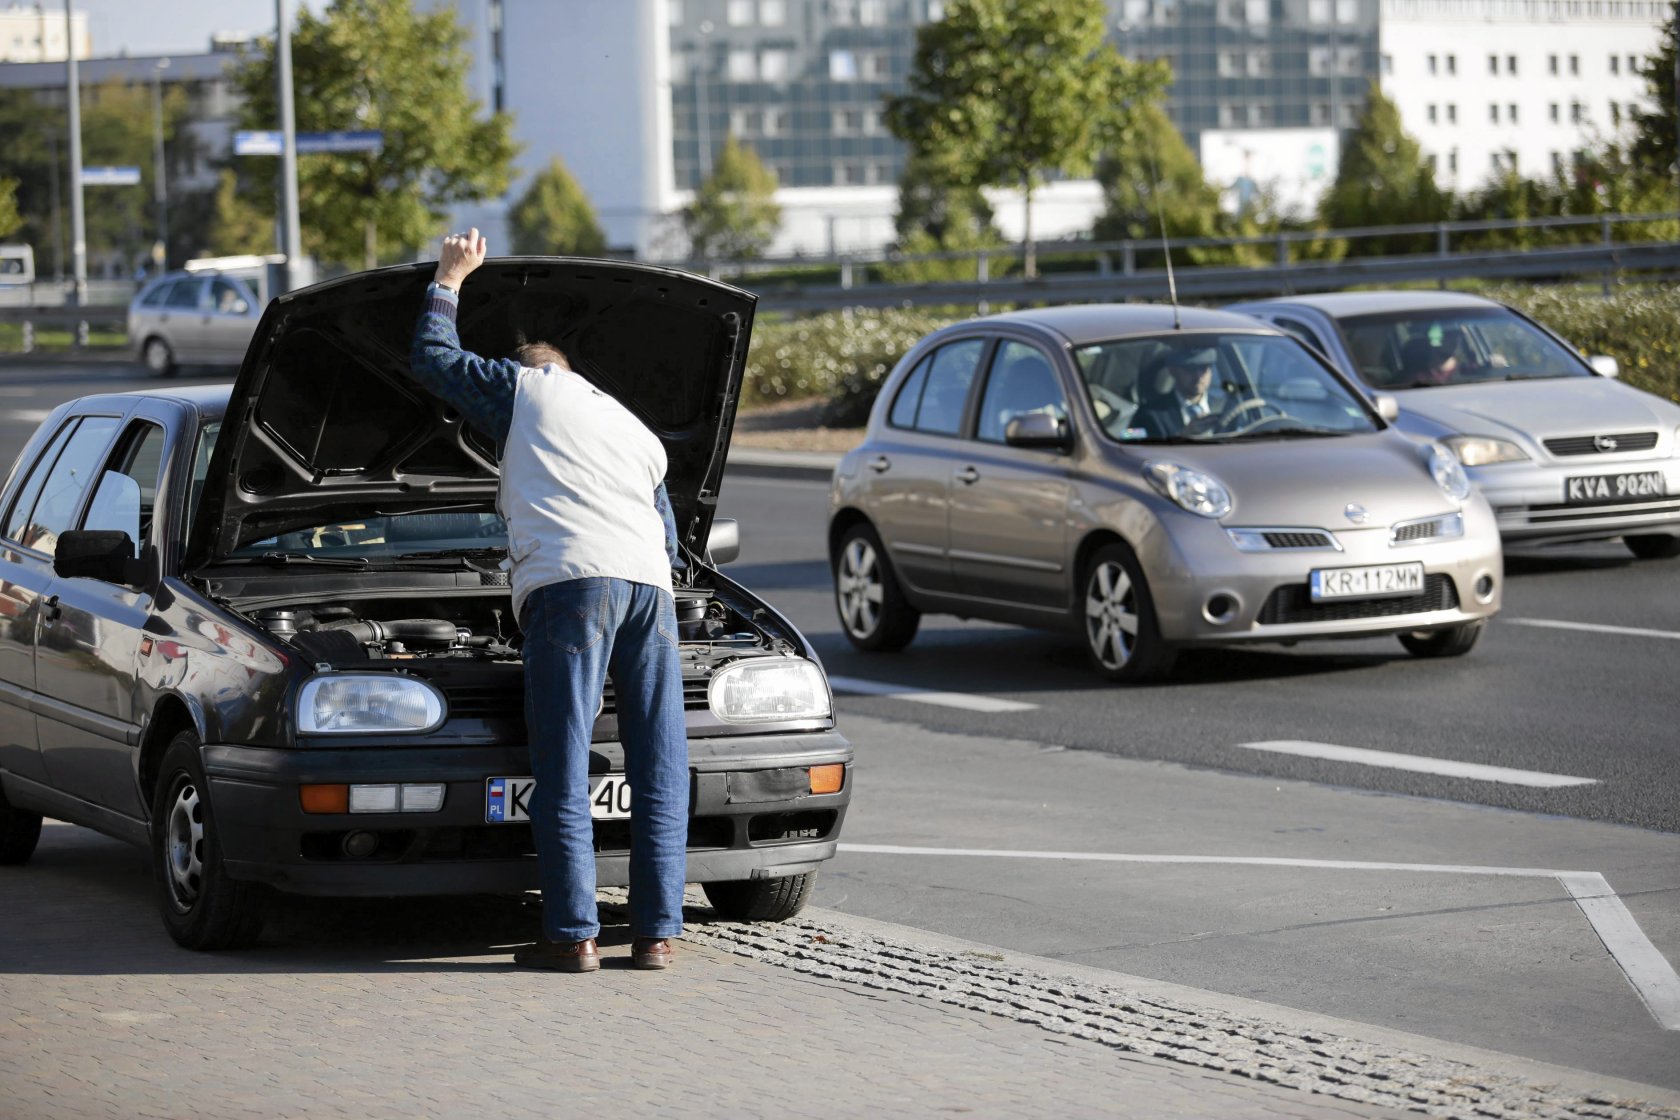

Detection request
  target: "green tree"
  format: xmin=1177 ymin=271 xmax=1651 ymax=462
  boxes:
xmin=885 ymin=0 xmax=1162 ymax=277
xmin=880 ymin=153 xmax=1008 ymax=283
xmin=682 ymin=135 xmax=781 ymax=260
xmin=1319 ymin=83 xmax=1450 ymax=254
xmin=1630 ymin=9 xmax=1678 ymax=183
xmin=0 ymin=178 xmax=20 ymax=240
xmin=507 ymin=157 xmax=607 ymax=256
xmin=208 ymin=168 xmax=276 ymax=257
xmin=231 ymin=0 xmax=517 ymax=269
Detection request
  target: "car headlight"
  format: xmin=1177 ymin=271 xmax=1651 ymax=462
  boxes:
xmin=708 ymin=657 xmax=831 ymax=724
xmin=1425 ymin=443 xmax=1473 ymax=502
xmin=298 ymin=674 xmax=446 ymax=734
xmin=1143 ymin=461 xmax=1233 ymax=519
xmin=1443 ymin=435 xmax=1529 ymax=467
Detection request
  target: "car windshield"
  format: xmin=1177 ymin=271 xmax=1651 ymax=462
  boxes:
xmin=226 ymin=510 xmax=508 ymax=560
xmin=1336 ymin=306 xmax=1592 ymax=390
xmin=1074 ymin=332 xmax=1379 ymax=445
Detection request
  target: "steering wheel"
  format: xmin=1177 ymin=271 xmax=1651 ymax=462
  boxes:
xmin=1213 ymin=397 xmax=1288 ymax=435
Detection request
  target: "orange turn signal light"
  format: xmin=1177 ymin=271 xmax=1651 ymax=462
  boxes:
xmin=808 ymin=764 xmax=844 ymax=795
xmin=299 ymin=784 xmax=349 ymax=814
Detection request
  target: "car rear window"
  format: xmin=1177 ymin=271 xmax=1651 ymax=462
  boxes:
xmin=888 ymin=339 xmax=985 ymax=436
xmin=165 ymin=281 xmax=202 ymax=309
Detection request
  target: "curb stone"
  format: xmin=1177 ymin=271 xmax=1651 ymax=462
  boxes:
xmin=656 ymin=898 xmax=1680 ymax=1119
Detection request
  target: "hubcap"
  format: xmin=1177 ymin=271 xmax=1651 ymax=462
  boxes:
xmin=165 ymin=778 xmax=205 ymax=910
xmin=145 ymin=340 xmax=168 ymax=372
xmin=837 ymin=538 xmax=885 ymax=638
xmin=1085 ymin=560 xmax=1141 ymax=670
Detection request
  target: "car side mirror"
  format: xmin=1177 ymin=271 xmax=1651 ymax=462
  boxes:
xmin=53 ymin=530 xmax=149 ymax=586
xmin=707 ymin=518 xmax=741 ymax=565
xmin=1004 ymin=412 xmax=1072 ymax=452
xmin=1588 ymin=355 xmax=1619 ymax=378
xmin=1372 ymin=392 xmax=1400 ymax=421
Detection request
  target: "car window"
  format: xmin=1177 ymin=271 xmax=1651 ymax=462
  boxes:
xmin=210 ymin=278 xmax=249 ymax=315
xmin=82 ymin=422 xmax=166 ymax=554
xmin=976 ymin=341 xmax=1067 ymax=444
xmin=907 ymin=339 xmax=986 ymax=436
xmin=12 ymin=416 xmax=121 ymax=555
xmin=3 ymin=419 xmax=78 ymax=544
xmin=139 ymin=282 xmax=173 ymax=308
xmin=1274 ymin=317 xmax=1328 ymax=354
xmin=887 ymin=354 xmax=931 ymax=429
xmin=231 ymin=511 xmax=506 ymax=558
xmin=1338 ymin=306 xmax=1592 ymax=389
xmin=164 ymin=280 xmax=203 ymax=310
xmin=1073 ymin=333 xmax=1377 ymax=445
xmin=185 ymin=420 xmax=221 ymax=543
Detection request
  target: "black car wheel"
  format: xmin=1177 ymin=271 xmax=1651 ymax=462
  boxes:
xmin=141 ymin=336 xmax=176 ymax=377
xmin=834 ymin=522 xmax=919 ymax=652
xmin=1398 ymin=619 xmax=1485 ymax=658
xmin=1082 ymin=542 xmax=1176 ymax=682
xmin=703 ymin=871 xmax=816 ymax=922
xmin=1624 ymin=533 xmax=1680 ymax=560
xmin=152 ymin=730 xmax=265 ymax=950
xmin=0 ymin=783 xmax=43 ymax=865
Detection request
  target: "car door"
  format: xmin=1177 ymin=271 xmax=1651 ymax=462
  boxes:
xmin=946 ymin=339 xmax=1074 ymax=609
xmin=158 ymin=277 xmax=209 ymax=361
xmin=0 ymin=417 xmax=82 ymax=785
xmin=862 ymin=337 xmax=990 ymax=597
xmin=205 ymin=276 xmax=258 ymax=365
xmin=34 ymin=414 xmax=164 ymax=819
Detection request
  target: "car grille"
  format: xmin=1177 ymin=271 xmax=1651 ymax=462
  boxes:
xmin=444 ymin=677 xmax=712 ymax=720
xmin=1391 ymin=520 xmax=1443 ymax=543
xmin=1543 ymin=432 xmax=1658 ymax=456
xmin=1262 ymin=530 xmax=1337 ymax=549
xmin=1257 ymin=574 xmax=1459 ymax=625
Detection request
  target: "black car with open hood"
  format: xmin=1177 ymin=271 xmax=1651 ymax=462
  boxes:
xmin=0 ymin=258 xmax=850 ymax=952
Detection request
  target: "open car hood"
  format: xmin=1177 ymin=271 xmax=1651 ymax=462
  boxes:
xmin=186 ymin=259 xmax=756 ymax=569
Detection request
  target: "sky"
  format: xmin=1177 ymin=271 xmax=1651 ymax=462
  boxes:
xmin=65 ymin=1 xmax=325 ymax=58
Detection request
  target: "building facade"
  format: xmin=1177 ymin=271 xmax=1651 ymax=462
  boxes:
xmin=0 ymin=4 xmax=89 ymax=63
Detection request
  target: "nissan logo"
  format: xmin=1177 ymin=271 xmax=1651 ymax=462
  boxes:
xmin=1344 ymin=503 xmax=1369 ymax=524
xmin=1594 ymin=434 xmax=1620 ymax=452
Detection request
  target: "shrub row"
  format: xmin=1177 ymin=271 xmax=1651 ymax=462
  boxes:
xmin=741 ymin=285 xmax=1680 ymax=423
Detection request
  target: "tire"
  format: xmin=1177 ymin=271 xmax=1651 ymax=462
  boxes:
xmin=0 ymin=783 xmax=43 ymax=866
xmin=141 ymin=336 xmax=176 ymax=377
xmin=703 ymin=870 xmax=816 ymax=922
xmin=1625 ymin=534 xmax=1680 ymax=560
xmin=833 ymin=522 xmax=919 ymax=652
xmin=1398 ymin=618 xmax=1485 ymax=658
xmin=1081 ymin=542 xmax=1176 ymax=682
xmin=151 ymin=730 xmax=265 ymax=950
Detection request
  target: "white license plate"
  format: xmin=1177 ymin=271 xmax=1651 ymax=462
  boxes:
xmin=484 ymin=775 xmax=632 ymax=823
xmin=1309 ymin=562 xmax=1425 ymax=602
xmin=1565 ymin=471 xmax=1665 ymax=504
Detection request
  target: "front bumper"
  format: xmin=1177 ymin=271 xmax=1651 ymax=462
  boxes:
xmin=1473 ymin=457 xmax=1680 ymax=544
xmin=203 ymin=730 xmax=851 ymax=897
xmin=1142 ymin=500 xmax=1503 ymax=645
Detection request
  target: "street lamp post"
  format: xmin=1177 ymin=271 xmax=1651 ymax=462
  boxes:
xmin=64 ymin=0 xmax=86 ymax=307
xmin=275 ymin=0 xmax=303 ymax=291
xmin=151 ymin=57 xmax=170 ymax=272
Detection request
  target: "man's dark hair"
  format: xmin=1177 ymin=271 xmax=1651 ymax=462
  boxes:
xmin=513 ymin=341 xmax=570 ymax=369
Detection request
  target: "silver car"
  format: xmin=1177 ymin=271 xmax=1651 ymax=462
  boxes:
xmin=1228 ymin=292 xmax=1680 ymax=559
xmin=828 ymin=305 xmax=1503 ymax=681
xmin=128 ymin=270 xmax=262 ymax=376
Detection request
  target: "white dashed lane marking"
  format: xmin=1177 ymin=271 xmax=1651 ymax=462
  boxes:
xmin=828 ymin=675 xmax=1037 ymax=713
xmin=1236 ymin=740 xmax=1597 ymax=788
xmin=1506 ymin=617 xmax=1680 ymax=642
xmin=839 ymin=843 xmax=1680 ymax=1031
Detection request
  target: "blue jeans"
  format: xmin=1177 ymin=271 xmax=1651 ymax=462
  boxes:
xmin=521 ymin=577 xmax=689 ymax=941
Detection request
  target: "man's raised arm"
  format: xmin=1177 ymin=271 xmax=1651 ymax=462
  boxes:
xmin=409 ymin=228 xmax=521 ymax=447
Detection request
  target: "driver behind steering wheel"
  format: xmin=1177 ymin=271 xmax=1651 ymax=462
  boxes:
xmin=1137 ymin=346 xmax=1224 ymax=438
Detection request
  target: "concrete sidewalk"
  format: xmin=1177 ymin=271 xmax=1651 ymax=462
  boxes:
xmin=4 ymin=825 xmax=1677 ymax=1120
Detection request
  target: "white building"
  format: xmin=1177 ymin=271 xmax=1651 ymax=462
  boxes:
xmin=0 ymin=3 xmax=89 ymax=62
xmin=1380 ymin=0 xmax=1667 ymax=190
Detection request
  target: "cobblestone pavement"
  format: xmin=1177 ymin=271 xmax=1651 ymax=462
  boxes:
xmin=3 ymin=825 xmax=1675 ymax=1120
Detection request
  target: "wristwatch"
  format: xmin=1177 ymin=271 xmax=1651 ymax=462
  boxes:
xmin=434 ymin=280 xmax=457 ymax=293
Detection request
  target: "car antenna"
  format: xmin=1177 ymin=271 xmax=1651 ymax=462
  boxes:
xmin=1148 ymin=153 xmax=1182 ymax=330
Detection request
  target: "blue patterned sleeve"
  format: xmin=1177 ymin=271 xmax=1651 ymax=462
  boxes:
xmin=408 ymin=283 xmax=520 ymax=446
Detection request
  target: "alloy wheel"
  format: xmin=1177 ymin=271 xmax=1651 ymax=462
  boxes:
xmin=1085 ymin=559 xmax=1140 ymax=671
xmin=837 ymin=537 xmax=885 ymax=639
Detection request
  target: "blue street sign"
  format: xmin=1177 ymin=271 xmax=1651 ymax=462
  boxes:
xmin=234 ymin=129 xmax=384 ymax=156
xmin=81 ymin=165 xmax=142 ymax=186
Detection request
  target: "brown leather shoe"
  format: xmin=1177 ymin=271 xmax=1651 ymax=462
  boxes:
xmin=514 ymin=937 xmax=600 ymax=972
xmin=631 ymin=936 xmax=675 ymax=970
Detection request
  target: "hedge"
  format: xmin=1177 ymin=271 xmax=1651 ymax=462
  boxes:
xmin=741 ymin=285 xmax=1680 ymax=425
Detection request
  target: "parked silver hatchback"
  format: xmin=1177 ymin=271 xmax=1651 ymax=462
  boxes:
xmin=829 ymin=305 xmax=1503 ymax=681
xmin=128 ymin=270 xmax=262 ymax=375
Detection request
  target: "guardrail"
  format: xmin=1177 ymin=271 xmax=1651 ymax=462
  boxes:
xmin=0 ymin=304 xmax=129 ymax=353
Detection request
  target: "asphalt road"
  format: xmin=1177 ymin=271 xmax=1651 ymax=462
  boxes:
xmin=3 ymin=357 xmax=1677 ymax=1089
